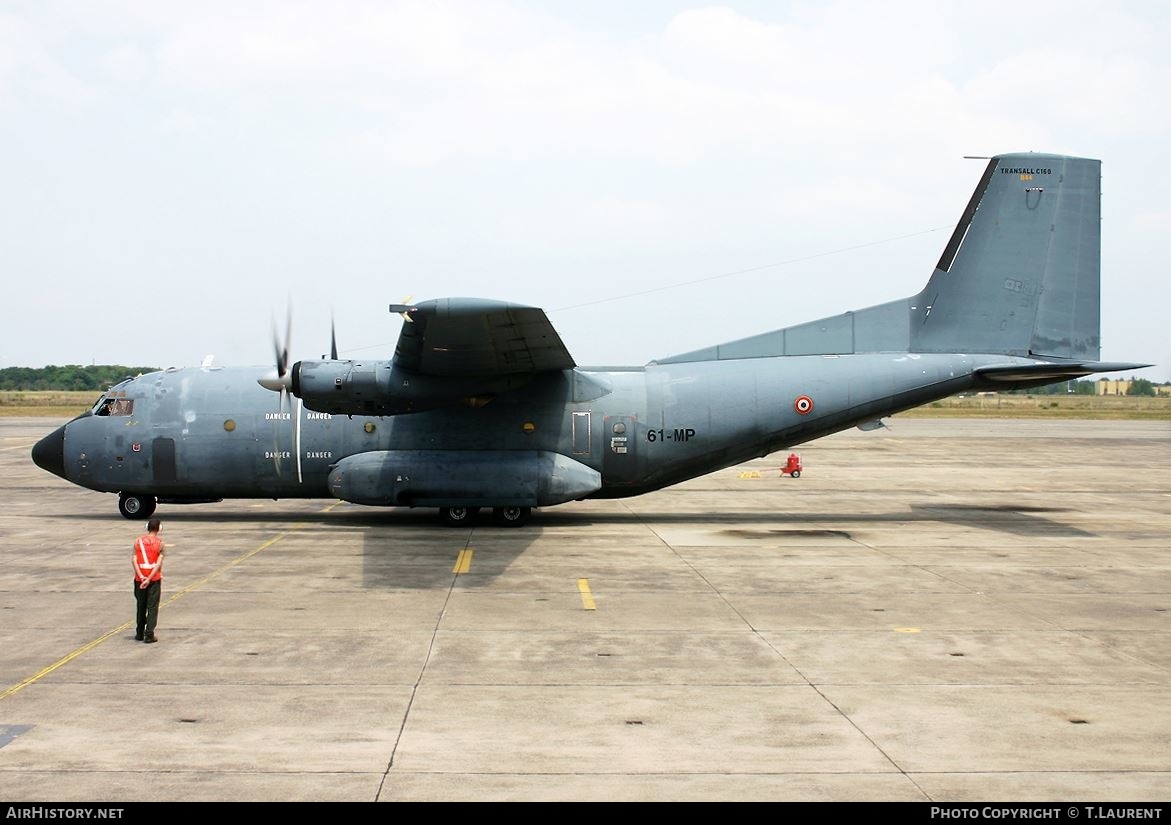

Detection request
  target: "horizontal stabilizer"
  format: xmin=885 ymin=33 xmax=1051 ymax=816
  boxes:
xmin=974 ymin=361 xmax=1151 ymax=383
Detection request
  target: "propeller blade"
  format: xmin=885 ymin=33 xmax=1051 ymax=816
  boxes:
xmin=390 ymin=294 xmax=416 ymax=323
xmin=284 ymin=302 xmax=292 ymax=366
xmin=260 ymin=300 xmax=294 ymax=394
xmin=271 ymin=430 xmax=283 ymax=478
xmin=272 ymin=324 xmax=286 ymax=378
xmin=281 ymin=303 xmax=293 ymax=375
xmin=330 ymin=312 xmax=338 ymax=360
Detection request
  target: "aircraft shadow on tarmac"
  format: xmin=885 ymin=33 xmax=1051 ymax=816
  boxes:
xmin=54 ymin=503 xmax=1094 ymax=590
xmin=56 ymin=502 xmax=1093 ymax=536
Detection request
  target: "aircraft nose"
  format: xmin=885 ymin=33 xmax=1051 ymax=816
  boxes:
xmin=31 ymin=424 xmax=67 ymax=479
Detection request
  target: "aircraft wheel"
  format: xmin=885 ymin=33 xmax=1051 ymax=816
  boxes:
xmin=492 ymin=506 xmax=531 ymax=527
xmin=791 ymin=470 xmax=800 ymax=478
xmin=439 ymin=506 xmax=479 ymax=527
xmin=119 ymin=493 xmax=157 ymax=520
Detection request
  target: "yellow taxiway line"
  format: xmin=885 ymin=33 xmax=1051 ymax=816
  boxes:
xmin=577 ymin=578 xmax=597 ymax=611
xmin=0 ymin=502 xmax=343 ymax=703
xmin=453 ymin=548 xmax=474 ymax=574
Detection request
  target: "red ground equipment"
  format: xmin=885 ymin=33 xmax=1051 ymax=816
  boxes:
xmin=779 ymin=453 xmax=802 ymax=478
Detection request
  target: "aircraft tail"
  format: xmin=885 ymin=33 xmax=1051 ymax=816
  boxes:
xmin=655 ymin=152 xmax=1108 ymax=365
xmin=911 ymin=152 xmax=1101 ymax=359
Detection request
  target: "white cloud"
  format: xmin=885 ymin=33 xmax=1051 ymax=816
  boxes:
xmin=0 ymin=11 xmax=96 ymax=111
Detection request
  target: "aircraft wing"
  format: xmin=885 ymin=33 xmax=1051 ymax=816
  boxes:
xmin=389 ymin=298 xmax=575 ymax=377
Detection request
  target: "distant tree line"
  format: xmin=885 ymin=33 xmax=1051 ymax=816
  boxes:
xmin=1011 ymin=379 xmax=1098 ymax=396
xmin=1128 ymin=378 xmax=1159 ymax=397
xmin=1009 ymin=378 xmax=1163 ymax=397
xmin=0 ymin=366 xmax=159 ymax=391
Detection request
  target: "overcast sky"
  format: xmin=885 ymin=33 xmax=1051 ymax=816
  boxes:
xmin=2 ymin=1 xmax=1167 ymax=380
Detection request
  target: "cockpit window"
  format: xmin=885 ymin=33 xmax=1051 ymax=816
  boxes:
xmin=95 ymin=397 xmax=135 ymax=417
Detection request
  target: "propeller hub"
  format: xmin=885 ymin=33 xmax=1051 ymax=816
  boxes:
xmin=258 ymin=369 xmax=293 ymax=393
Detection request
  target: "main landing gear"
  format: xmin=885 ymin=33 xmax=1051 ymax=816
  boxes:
xmin=118 ymin=492 xmax=157 ymax=520
xmin=439 ymin=506 xmax=480 ymax=527
xmin=491 ymin=506 xmax=531 ymax=527
xmin=438 ymin=506 xmax=531 ymax=528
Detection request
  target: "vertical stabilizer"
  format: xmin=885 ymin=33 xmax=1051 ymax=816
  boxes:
xmin=653 ymin=152 xmax=1105 ymax=366
xmin=911 ymin=153 xmax=1101 ymax=359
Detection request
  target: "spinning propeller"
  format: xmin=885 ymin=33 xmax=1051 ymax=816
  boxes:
xmin=256 ymin=305 xmax=294 ymax=477
xmin=258 ymin=303 xmax=294 ymax=406
xmin=257 ymin=305 xmax=343 ymax=478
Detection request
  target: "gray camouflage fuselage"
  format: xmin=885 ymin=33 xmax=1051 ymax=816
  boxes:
xmin=53 ymin=351 xmax=1040 ymax=504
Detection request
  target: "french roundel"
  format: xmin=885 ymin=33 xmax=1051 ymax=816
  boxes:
xmin=794 ymin=395 xmax=814 ymax=415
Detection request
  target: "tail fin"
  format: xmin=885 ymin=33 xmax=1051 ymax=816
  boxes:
xmin=654 ymin=152 xmax=1104 ymax=365
xmin=911 ymin=152 xmax=1101 ymax=359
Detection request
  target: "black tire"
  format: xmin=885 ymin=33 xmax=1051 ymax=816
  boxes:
xmin=790 ymin=470 xmax=800 ymax=478
xmin=439 ymin=506 xmax=479 ymax=527
xmin=492 ymin=506 xmax=531 ymax=527
xmin=119 ymin=493 xmax=157 ymax=520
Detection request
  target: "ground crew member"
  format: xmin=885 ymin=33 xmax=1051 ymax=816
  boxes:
xmin=132 ymin=517 xmax=165 ymax=643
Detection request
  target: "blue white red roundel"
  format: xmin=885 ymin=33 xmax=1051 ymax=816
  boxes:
xmin=794 ymin=395 xmax=814 ymax=415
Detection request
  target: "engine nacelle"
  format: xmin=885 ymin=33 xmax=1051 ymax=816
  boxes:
xmin=327 ymin=450 xmax=602 ymax=507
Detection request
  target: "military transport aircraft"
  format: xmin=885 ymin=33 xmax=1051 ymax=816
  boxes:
xmin=32 ymin=152 xmax=1148 ymax=527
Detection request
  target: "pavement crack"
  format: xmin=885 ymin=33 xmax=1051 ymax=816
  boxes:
xmin=376 ymin=530 xmax=473 ymax=801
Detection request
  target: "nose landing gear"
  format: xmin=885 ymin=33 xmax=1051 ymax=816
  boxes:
xmin=118 ymin=492 xmax=157 ymax=520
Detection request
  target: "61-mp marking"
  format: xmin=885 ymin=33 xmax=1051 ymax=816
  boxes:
xmin=647 ymin=428 xmax=696 ymax=443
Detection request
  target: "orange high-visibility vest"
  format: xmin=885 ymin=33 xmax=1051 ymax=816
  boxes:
xmin=133 ymin=535 xmax=163 ymax=582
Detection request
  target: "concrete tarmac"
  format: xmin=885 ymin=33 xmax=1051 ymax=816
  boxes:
xmin=0 ymin=416 xmax=1168 ymax=802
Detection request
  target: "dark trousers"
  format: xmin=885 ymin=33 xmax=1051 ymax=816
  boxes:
xmin=134 ymin=579 xmax=161 ymax=637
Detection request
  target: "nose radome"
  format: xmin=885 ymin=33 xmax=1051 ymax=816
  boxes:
xmin=31 ymin=425 xmax=67 ymax=479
